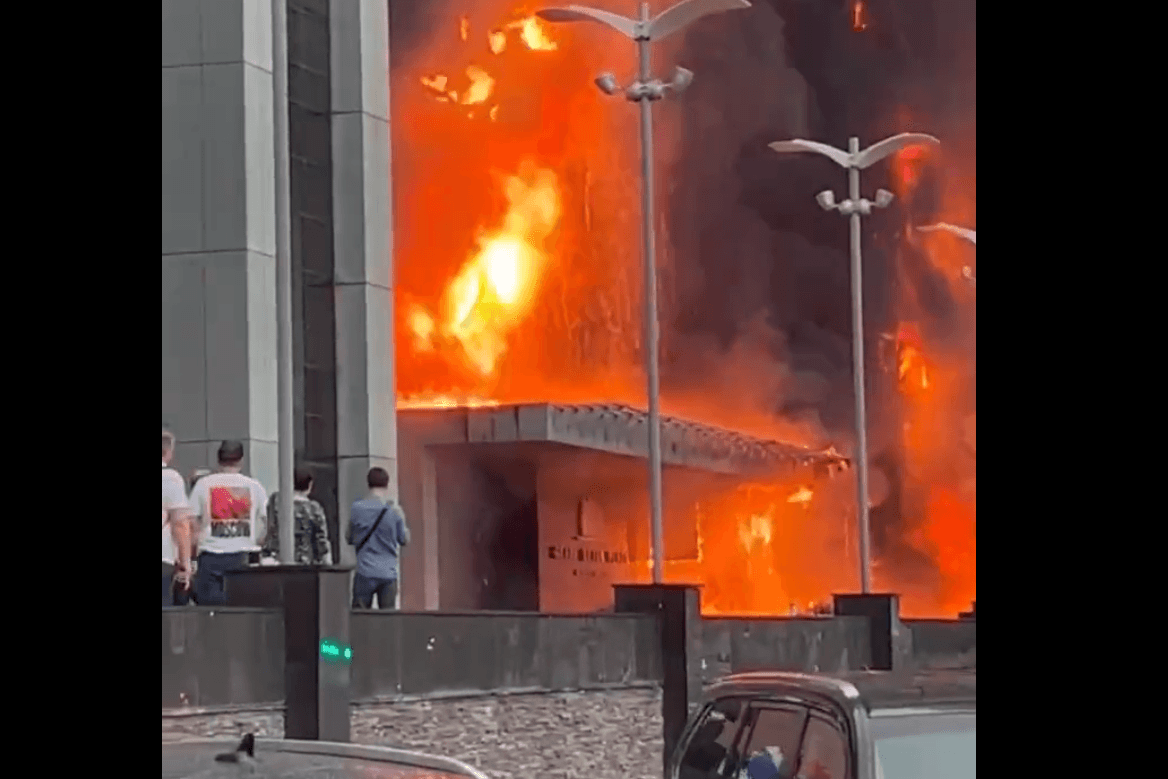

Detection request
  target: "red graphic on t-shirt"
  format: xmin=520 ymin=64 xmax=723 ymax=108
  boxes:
xmin=211 ymin=487 xmax=252 ymax=519
xmin=209 ymin=486 xmax=252 ymax=539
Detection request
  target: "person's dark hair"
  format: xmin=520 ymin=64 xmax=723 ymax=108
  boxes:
xmin=367 ymin=467 xmax=390 ymax=489
xmin=294 ymin=467 xmax=314 ymax=492
xmin=218 ymin=440 xmax=245 ymax=466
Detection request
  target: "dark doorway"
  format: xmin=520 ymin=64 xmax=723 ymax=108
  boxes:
xmin=483 ymin=495 xmax=539 ymax=611
xmin=473 ymin=468 xmax=539 ymax=611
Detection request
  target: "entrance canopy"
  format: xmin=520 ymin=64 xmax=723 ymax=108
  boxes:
xmin=399 ymin=402 xmax=848 ymax=477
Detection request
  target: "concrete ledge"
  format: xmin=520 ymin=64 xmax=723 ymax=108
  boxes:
xmin=163 ymin=737 xmax=491 ymax=778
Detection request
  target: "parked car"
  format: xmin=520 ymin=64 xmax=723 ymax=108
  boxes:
xmin=669 ymin=670 xmax=975 ymax=779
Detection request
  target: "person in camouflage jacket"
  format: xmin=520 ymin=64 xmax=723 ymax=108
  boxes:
xmin=263 ymin=467 xmax=333 ymax=565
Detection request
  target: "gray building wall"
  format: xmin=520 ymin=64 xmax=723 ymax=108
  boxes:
xmin=288 ymin=0 xmax=341 ymax=551
xmin=162 ymin=0 xmax=396 ymax=545
xmin=330 ymin=0 xmax=397 ymax=560
xmin=162 ymin=0 xmax=279 ymax=488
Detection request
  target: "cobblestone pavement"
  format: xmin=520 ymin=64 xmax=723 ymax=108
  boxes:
xmin=162 ymin=687 xmax=665 ymax=779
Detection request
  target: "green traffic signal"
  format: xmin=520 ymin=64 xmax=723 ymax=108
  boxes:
xmin=319 ymin=638 xmax=352 ymax=663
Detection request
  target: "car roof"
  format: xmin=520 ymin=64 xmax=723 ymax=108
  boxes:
xmin=703 ymin=670 xmax=976 ymax=714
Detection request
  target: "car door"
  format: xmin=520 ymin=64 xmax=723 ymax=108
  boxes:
xmin=734 ymin=701 xmax=810 ymax=778
xmin=791 ymin=711 xmax=852 ymax=779
xmin=674 ymin=697 xmax=755 ymax=779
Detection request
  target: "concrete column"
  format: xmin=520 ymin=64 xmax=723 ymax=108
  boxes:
xmin=162 ymin=0 xmax=279 ymax=488
xmin=833 ymin=593 xmax=913 ymax=671
xmin=615 ymin=583 xmax=704 ymax=778
xmin=328 ymin=0 xmax=395 ymax=570
xmin=226 ymin=565 xmax=355 ymax=742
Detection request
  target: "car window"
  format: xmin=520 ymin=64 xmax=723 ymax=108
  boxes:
xmin=677 ymin=698 xmax=747 ymax=779
xmin=737 ymin=704 xmax=808 ymax=779
xmin=794 ymin=715 xmax=848 ymax=779
xmin=871 ymin=712 xmax=974 ymax=779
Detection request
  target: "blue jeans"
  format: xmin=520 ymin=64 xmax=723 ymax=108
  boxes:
xmin=193 ymin=552 xmax=248 ymax=606
xmin=352 ymin=574 xmax=398 ymax=609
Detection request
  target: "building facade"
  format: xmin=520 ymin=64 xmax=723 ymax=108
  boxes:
xmin=397 ymin=403 xmax=846 ymax=611
xmin=162 ymin=0 xmax=394 ymax=562
xmin=162 ymin=2 xmax=849 ymax=610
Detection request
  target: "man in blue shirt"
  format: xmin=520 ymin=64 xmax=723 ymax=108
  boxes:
xmin=347 ymin=467 xmax=410 ymax=609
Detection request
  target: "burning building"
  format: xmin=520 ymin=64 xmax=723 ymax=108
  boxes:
xmin=162 ymin=0 xmax=974 ymax=617
xmin=396 ymin=402 xmax=847 ymax=612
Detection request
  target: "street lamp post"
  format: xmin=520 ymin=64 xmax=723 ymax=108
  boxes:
xmin=917 ymin=222 xmax=975 ymax=245
xmin=769 ymin=133 xmax=940 ymax=593
xmin=917 ymin=223 xmax=976 ymax=285
xmin=536 ymin=0 xmax=752 ymax=584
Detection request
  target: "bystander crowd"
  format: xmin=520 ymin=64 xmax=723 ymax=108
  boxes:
xmin=263 ymin=466 xmax=333 ymax=565
xmin=162 ymin=429 xmax=193 ymax=607
xmin=348 ymin=467 xmax=410 ymax=609
xmin=187 ymin=440 xmax=269 ymax=605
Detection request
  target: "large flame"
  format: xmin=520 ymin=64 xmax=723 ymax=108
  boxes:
xmin=666 ymin=480 xmax=853 ymax=616
xmin=392 ymin=4 xmax=974 ymax=617
xmin=410 ymin=161 xmax=560 ymax=377
xmin=889 ymin=117 xmax=977 ymax=617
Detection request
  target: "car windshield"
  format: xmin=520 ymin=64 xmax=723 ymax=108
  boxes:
xmin=871 ymin=712 xmax=975 ymax=779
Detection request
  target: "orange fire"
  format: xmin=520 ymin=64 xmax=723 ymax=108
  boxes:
xmin=408 ymin=161 xmax=561 ymax=377
xmin=852 ymin=1 xmax=868 ymax=31
xmin=885 ymin=106 xmax=976 ymax=617
xmin=675 ymin=480 xmax=854 ymax=615
xmin=787 ymin=486 xmax=814 ymax=505
xmin=508 ymin=16 xmax=559 ymax=51
xmin=393 ymin=5 xmax=973 ymax=617
xmin=894 ymin=146 xmax=925 ymax=189
xmin=417 ymin=15 xmax=558 ymax=120
xmin=891 ymin=135 xmax=976 ymax=616
xmin=898 ymin=342 xmax=930 ymax=391
xmin=398 ymin=394 xmax=500 ymax=410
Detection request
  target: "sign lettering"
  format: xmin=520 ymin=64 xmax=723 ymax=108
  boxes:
xmin=547 ymin=545 xmax=629 ymax=564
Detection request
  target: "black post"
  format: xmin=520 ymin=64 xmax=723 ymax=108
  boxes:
xmin=227 ymin=565 xmax=354 ymax=741
xmin=832 ymin=592 xmax=912 ymax=671
xmin=614 ymin=583 xmax=702 ymax=777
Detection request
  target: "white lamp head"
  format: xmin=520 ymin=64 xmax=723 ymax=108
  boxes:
xmin=594 ymin=73 xmax=620 ymax=95
xmin=815 ymin=190 xmax=836 ymax=211
xmin=669 ymin=66 xmax=694 ymax=93
xmin=873 ymin=189 xmax=895 ymax=209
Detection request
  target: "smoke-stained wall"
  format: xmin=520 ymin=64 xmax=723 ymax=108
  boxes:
xmin=661 ymin=0 xmax=976 ymax=600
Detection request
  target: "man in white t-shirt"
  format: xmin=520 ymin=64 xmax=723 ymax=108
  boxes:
xmin=162 ymin=429 xmax=193 ymax=607
xmin=187 ymin=440 xmax=269 ymax=606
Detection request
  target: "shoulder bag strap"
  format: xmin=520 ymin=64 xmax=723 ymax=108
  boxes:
xmin=356 ymin=506 xmax=390 ymax=554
